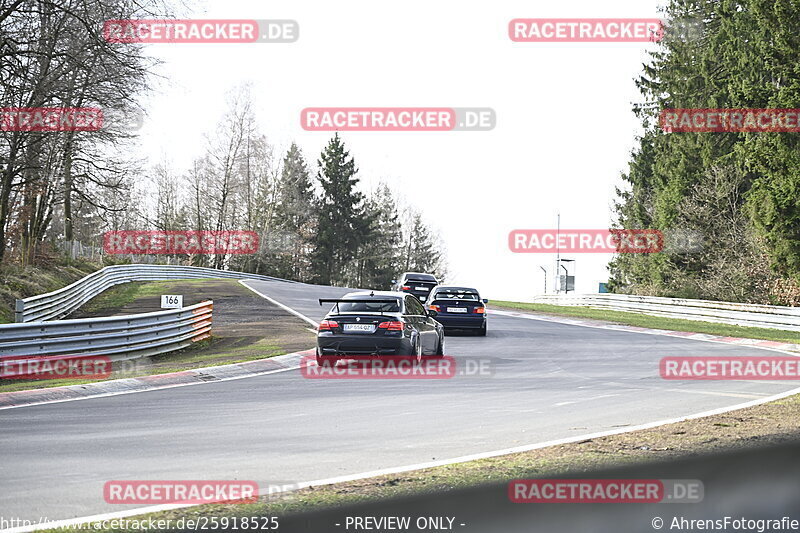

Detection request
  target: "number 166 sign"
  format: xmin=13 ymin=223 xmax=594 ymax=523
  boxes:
xmin=161 ymin=295 xmax=183 ymax=309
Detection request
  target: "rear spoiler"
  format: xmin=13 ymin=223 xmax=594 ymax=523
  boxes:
xmin=318 ymin=299 xmax=399 ymax=305
xmin=319 ymin=298 xmax=400 ymax=315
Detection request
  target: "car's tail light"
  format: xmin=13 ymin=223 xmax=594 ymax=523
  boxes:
xmin=378 ymin=320 xmax=404 ymax=331
xmin=401 ymin=286 xmax=410 ymax=291
xmin=429 ymin=305 xmax=440 ymax=312
xmin=473 ymin=307 xmax=485 ymax=314
xmin=318 ymin=320 xmax=339 ymax=331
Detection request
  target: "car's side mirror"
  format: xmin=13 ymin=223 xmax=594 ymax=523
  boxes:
xmin=428 ymin=309 xmax=438 ymax=317
xmin=482 ymin=299 xmax=489 ymax=304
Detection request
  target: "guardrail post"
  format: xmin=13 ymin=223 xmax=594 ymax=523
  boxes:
xmin=14 ymin=299 xmax=25 ymax=323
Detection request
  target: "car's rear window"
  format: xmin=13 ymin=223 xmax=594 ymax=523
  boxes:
xmin=434 ymin=290 xmax=480 ymax=300
xmin=334 ymin=300 xmax=401 ymax=313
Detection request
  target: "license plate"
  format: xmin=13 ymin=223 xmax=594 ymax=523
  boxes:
xmin=343 ymin=323 xmax=375 ymax=333
xmin=416 ymin=286 xmax=429 ymax=291
xmin=447 ymin=307 xmax=468 ymax=313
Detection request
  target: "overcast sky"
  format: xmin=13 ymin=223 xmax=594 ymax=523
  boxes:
xmin=134 ymin=0 xmax=665 ymax=301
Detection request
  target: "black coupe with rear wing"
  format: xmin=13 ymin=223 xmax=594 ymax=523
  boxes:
xmin=316 ymin=291 xmax=445 ymax=365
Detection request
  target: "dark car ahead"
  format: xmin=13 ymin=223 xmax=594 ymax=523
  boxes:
xmin=391 ymin=272 xmax=439 ymax=303
xmin=316 ymin=291 xmax=445 ymax=365
xmin=427 ymin=286 xmax=488 ymax=335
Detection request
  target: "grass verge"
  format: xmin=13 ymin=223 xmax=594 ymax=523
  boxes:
xmin=78 ymin=279 xmax=218 ymax=316
xmin=491 ymin=300 xmax=800 ymax=345
xmin=0 ymin=340 xmax=289 ymax=393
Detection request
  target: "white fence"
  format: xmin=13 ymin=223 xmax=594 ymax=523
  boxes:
xmin=530 ymin=294 xmax=800 ymax=331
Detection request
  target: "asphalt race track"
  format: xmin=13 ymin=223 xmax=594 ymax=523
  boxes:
xmin=1 ymin=279 xmax=799 ymax=524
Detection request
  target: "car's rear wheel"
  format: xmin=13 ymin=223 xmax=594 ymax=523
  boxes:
xmin=434 ymin=335 xmax=445 ymax=356
xmin=414 ymin=338 xmax=423 ymax=364
xmin=477 ymin=325 xmax=487 ymax=336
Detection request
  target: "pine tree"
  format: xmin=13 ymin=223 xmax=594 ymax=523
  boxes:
xmin=401 ymin=208 xmax=447 ymax=280
xmin=271 ymin=143 xmax=315 ymax=279
xmin=309 ymin=134 xmax=369 ymax=285
xmin=610 ymin=0 xmax=800 ymax=303
xmin=356 ymin=184 xmax=402 ymax=288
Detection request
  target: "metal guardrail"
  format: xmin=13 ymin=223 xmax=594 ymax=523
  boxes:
xmin=530 ymin=293 xmax=800 ymax=331
xmin=0 ymin=300 xmax=212 ymax=364
xmin=14 ymin=264 xmax=290 ymax=323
